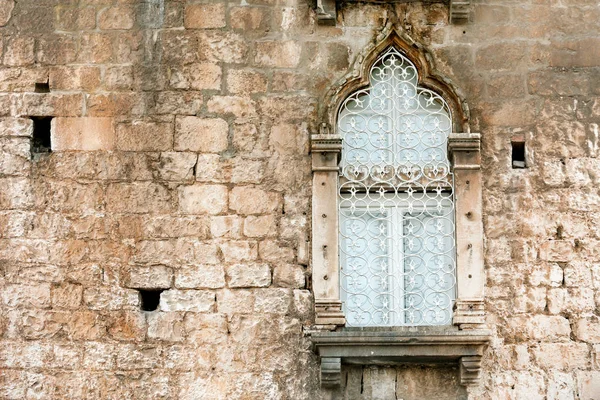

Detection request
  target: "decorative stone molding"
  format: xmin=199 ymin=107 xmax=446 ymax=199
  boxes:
xmin=314 ymin=1 xmax=472 ymax=26
xmin=315 ymin=0 xmax=336 ymax=25
xmin=311 ymin=124 xmax=346 ymax=327
xmin=312 ymin=327 xmax=491 ymax=387
xmin=450 ymin=0 xmax=471 ymax=24
xmin=448 ymin=133 xmax=485 ymax=329
xmin=319 ymin=26 xmax=471 ymax=134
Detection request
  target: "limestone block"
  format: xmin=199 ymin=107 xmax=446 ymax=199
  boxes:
xmin=198 ymin=31 xmax=248 ymax=64
xmin=154 ymin=91 xmax=203 ymax=115
xmin=227 ymin=263 xmax=271 ymax=288
xmin=546 ymin=371 xmax=575 ymax=400
xmin=169 ymin=63 xmax=222 ymax=91
xmin=49 ymin=66 xmax=101 ymax=91
xmin=293 ymin=289 xmax=312 ymax=319
xmin=62 ymin=311 xmax=107 ymax=341
xmin=206 ymin=96 xmax=257 ymax=122
xmin=178 ymin=373 xmax=228 ymax=400
xmin=123 ymin=265 xmax=173 ymax=290
xmin=160 ymin=289 xmax=215 ymax=312
xmin=254 ymin=288 xmax=291 ymax=314
xmin=4 ymin=37 xmax=34 ymax=66
xmin=133 ymin=239 xmax=219 ymax=265
xmin=86 ymin=92 xmax=146 ymax=117
xmin=116 ymin=120 xmax=173 ymax=152
xmin=154 ymin=152 xmax=197 ymax=182
xmin=217 ymin=289 xmax=255 ymax=314
xmin=178 ymin=184 xmax=228 ymax=215
xmin=106 ymin=182 xmax=172 ymax=214
xmin=573 ymin=317 xmax=600 ymax=343
xmin=175 ymin=117 xmax=228 ymax=153
xmin=258 ymin=240 xmax=295 ymax=263
xmin=51 ymin=117 xmax=115 ymax=151
xmin=229 ymin=187 xmax=281 ymax=215
xmin=255 ymin=41 xmax=301 ymax=68
xmin=116 ymin=344 xmax=162 ymax=370
xmin=83 ymin=287 xmax=140 ymax=310
xmin=503 ymin=315 xmax=571 ymax=342
xmin=83 ymin=342 xmax=116 ymax=370
xmin=107 ymin=311 xmax=146 ymax=342
xmin=230 ymin=6 xmax=269 ymax=31
xmin=2 ymin=283 xmax=51 ymax=308
xmin=220 ymin=241 xmax=258 ymax=263
xmin=184 ymin=313 xmax=228 ymax=345
xmin=564 ymin=261 xmax=593 ymax=287
xmin=539 ymin=240 xmax=575 ymax=262
xmin=547 ymin=288 xmax=595 ymax=314
xmin=270 ymin=123 xmax=309 ymax=155
xmin=51 ymin=282 xmax=83 ymax=309
xmin=175 ymin=265 xmax=225 ymax=289
xmin=184 ymin=3 xmax=226 ymax=29
xmin=147 ymin=312 xmax=185 ymax=342
xmin=210 ymin=216 xmax=242 ymax=238
xmin=576 ymin=371 xmax=600 ymax=400
xmin=105 ymin=66 xmax=133 ymax=91
xmin=98 ymin=6 xmax=134 ymax=30
xmin=273 ymin=264 xmax=305 ymax=288
xmin=142 ymin=215 xmax=210 ymax=239
xmin=532 ymin=343 xmax=589 ymax=370
xmin=195 ymin=154 xmax=229 ymax=183
xmin=0 ymin=118 xmax=32 ymax=137
xmin=243 ymin=215 xmax=277 ymax=238
xmin=231 ymin=159 xmax=264 ymax=184
xmin=227 ymin=70 xmax=268 ymax=94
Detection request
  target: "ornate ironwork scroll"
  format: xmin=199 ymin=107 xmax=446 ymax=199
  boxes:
xmin=338 ymin=47 xmax=456 ymax=327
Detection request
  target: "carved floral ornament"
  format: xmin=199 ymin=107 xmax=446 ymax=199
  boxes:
xmin=309 ymin=29 xmax=491 ymax=388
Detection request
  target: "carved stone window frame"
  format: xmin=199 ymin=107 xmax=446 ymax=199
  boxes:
xmin=309 ymin=28 xmax=491 ymax=387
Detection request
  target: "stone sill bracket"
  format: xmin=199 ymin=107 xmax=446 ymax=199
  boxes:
xmin=312 ymin=328 xmax=492 ymax=387
xmin=314 ymin=0 xmax=472 ymax=25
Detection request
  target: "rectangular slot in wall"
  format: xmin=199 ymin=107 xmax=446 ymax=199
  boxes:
xmin=511 ymin=139 xmax=526 ymax=169
xmin=30 ymin=116 xmax=53 ymax=157
xmin=34 ymin=82 xmax=50 ymax=93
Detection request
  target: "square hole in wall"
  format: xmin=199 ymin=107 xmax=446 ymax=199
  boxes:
xmin=138 ymin=289 xmax=163 ymax=311
xmin=30 ymin=116 xmax=53 ymax=157
xmin=34 ymin=82 xmax=50 ymax=93
xmin=511 ymin=140 xmax=526 ymax=169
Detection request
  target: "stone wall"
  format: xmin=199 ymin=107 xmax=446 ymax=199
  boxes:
xmin=0 ymin=0 xmax=599 ymax=398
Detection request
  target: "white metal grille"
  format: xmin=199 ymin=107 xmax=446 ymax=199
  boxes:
xmin=338 ymin=47 xmax=456 ymax=327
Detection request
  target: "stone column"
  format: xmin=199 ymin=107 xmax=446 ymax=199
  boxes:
xmin=448 ymin=133 xmax=486 ymax=329
xmin=311 ymin=124 xmax=345 ymax=327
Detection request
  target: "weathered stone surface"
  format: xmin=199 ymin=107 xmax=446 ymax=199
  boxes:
xmin=178 ymin=184 xmax=228 ymax=215
xmin=227 ymin=263 xmax=271 ymax=288
xmin=160 ymin=289 xmax=215 ymax=312
xmin=123 ymin=265 xmax=173 ymax=290
xmin=116 ymin=120 xmax=173 ymax=152
xmin=175 ymin=265 xmax=225 ymax=289
xmin=0 ymin=1 xmax=599 ymax=399
xmin=52 ymin=117 xmax=115 ymax=151
xmin=229 ymin=187 xmax=281 ymax=215
xmin=175 ymin=117 xmax=228 ymax=153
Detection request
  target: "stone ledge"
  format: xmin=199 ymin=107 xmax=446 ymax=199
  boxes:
xmin=311 ymin=326 xmax=491 ymax=387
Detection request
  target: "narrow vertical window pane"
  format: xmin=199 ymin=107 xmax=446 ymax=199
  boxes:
xmin=338 ymin=47 xmax=456 ymax=327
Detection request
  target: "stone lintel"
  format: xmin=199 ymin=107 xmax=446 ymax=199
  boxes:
xmin=311 ymin=327 xmax=491 ymax=387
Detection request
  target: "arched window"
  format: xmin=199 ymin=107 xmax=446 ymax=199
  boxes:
xmin=337 ymin=47 xmax=455 ymax=327
xmin=310 ymin=33 xmax=490 ymax=388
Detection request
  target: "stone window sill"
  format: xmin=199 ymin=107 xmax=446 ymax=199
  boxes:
xmin=310 ymin=326 xmax=491 ymax=387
